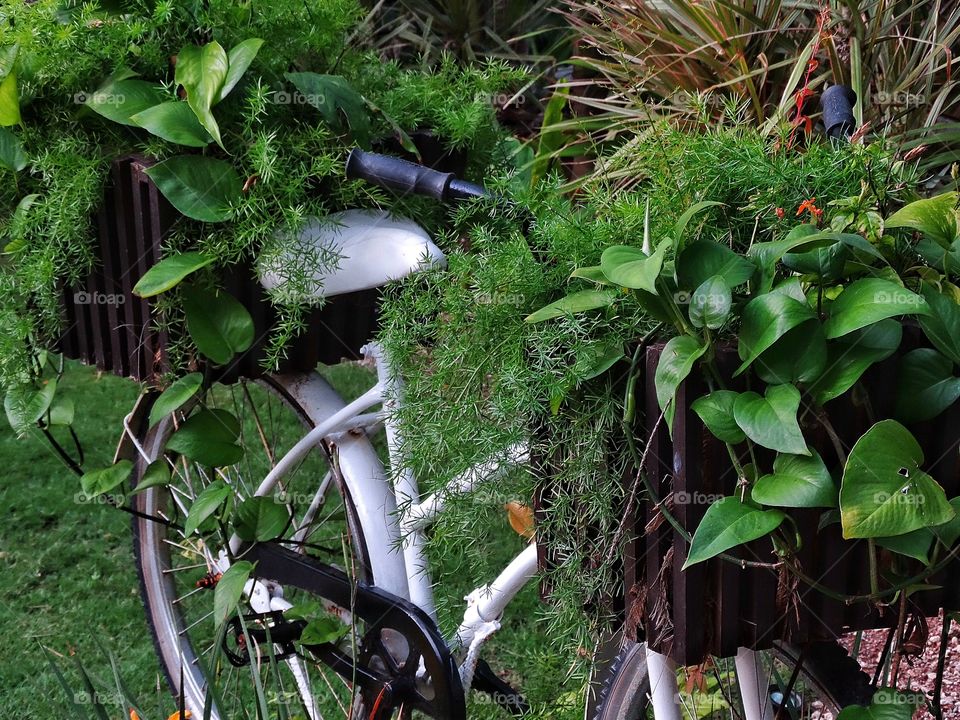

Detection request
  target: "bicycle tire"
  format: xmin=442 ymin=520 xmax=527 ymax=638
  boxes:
xmin=592 ymin=639 xmax=874 ymax=719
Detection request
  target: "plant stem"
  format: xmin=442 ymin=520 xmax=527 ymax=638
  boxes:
xmin=932 ymin=612 xmax=953 ymax=720
xmin=868 ymin=538 xmax=880 ymax=597
xmin=889 ymin=589 xmax=908 ymax=684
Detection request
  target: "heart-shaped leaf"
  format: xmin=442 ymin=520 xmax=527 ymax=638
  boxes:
xmin=840 ymin=420 xmax=955 ymax=539
xmin=574 ymin=341 xmax=623 ymax=382
xmin=688 ymin=275 xmax=731 ymax=329
xmin=655 ymin=335 xmax=707 ymax=430
xmin=133 ymin=251 xmax=215 ymax=297
xmin=524 ymin=290 xmax=616 ymax=323
xmin=894 ymin=348 xmax=960 ymax=423
xmin=683 ymin=497 xmax=785 ymax=568
xmin=145 ymin=156 xmax=242 ymax=222
xmin=876 ymin=529 xmax=935 ymax=564
xmin=783 ymin=241 xmax=849 ymax=281
xmin=748 ymin=224 xmax=825 ymax=271
xmin=676 ymin=240 xmax=755 ymax=291
xmin=284 ymin=72 xmax=371 ymax=147
xmin=835 ymin=689 xmax=925 ymax=720
xmin=80 ymin=460 xmax=133 ymax=497
xmin=175 ymin=42 xmax=228 ymax=148
xmin=0 ymin=126 xmax=26 ymax=171
xmin=885 ymin=192 xmax=959 ymax=248
xmin=0 ymin=44 xmax=21 ymax=126
xmin=752 ymin=449 xmax=837 ymax=508
xmin=130 ymin=102 xmax=213 ymax=147
xmin=736 ymin=292 xmax=816 ymax=375
xmin=214 ymin=560 xmax=253 ymax=627
xmin=233 ymin=496 xmax=289 ymax=542
xmin=183 ymin=285 xmax=255 ymax=365
xmin=753 ymin=321 xmax=827 ymax=385
xmin=691 ymin=390 xmax=745 ymax=444
xmin=131 ymin=460 xmax=171 ymax=496
xmin=4 ymin=379 xmax=57 ymax=435
xmin=823 ymin=278 xmax=929 ymax=339
xmin=217 ymin=38 xmax=264 ymax=103
xmin=600 ymin=242 xmax=667 ymax=292
xmin=810 ymin=320 xmax=902 ymax=405
xmin=671 ymin=201 xmax=723 ymax=251
xmin=183 ymin=480 xmax=232 ymax=536
xmin=167 ymin=409 xmax=244 ymax=467
xmin=85 ymin=79 xmax=166 ymax=126
xmin=933 ymin=497 xmax=960 ymax=549
xmin=918 ymin=283 xmax=960 ymax=364
xmin=149 ymin=372 xmax=203 ymax=426
xmin=733 ymin=384 xmax=808 ymax=455
xmin=569 ymin=265 xmax=611 ymax=285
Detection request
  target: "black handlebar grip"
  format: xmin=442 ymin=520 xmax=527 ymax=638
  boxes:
xmin=821 ymin=85 xmax=857 ymax=140
xmin=345 ymin=148 xmax=453 ymax=200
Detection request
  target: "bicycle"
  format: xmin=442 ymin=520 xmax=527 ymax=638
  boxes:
xmin=119 ymin=85 xmax=910 ymax=720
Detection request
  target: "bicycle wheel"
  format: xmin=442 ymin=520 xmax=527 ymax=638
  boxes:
xmin=592 ymin=639 xmax=874 ymax=719
xmin=131 ymin=371 xmax=407 ymax=719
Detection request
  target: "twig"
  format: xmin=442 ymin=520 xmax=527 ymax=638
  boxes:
xmin=604 ymin=407 xmax=666 ymax=567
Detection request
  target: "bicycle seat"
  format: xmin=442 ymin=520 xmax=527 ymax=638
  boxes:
xmin=258 ymin=209 xmax=446 ymax=299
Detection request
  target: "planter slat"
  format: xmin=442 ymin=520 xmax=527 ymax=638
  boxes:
xmin=57 ymin=157 xmax=382 ymax=385
xmin=623 ymin=332 xmax=960 ymax=665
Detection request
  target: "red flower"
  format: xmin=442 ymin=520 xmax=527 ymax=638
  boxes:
xmin=796 ymin=198 xmax=823 ymax=220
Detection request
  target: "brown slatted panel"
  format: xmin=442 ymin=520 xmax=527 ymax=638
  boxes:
xmin=142 ymin=162 xmax=174 ymax=382
xmin=643 ymin=344 xmax=678 ymax=656
xmin=123 ymin=158 xmax=151 ymax=380
xmin=105 ymin=160 xmax=132 ymax=377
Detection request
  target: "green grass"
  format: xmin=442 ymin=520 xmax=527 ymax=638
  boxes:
xmin=0 ymin=361 xmax=583 ymax=719
xmin=0 ymin=364 xmax=171 ymax=718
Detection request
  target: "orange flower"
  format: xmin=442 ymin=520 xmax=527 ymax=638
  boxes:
xmin=168 ymin=712 xmax=192 ymax=720
xmin=796 ymin=198 xmax=823 ymax=220
xmin=130 ymin=712 xmax=140 ymax=720
xmin=775 ymin=207 xmax=785 ymax=219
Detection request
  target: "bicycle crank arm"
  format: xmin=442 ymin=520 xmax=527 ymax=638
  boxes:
xmin=242 ymin=542 xmax=466 ymax=720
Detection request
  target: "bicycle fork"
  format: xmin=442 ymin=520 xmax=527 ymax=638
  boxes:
xmin=644 ymin=646 xmax=775 ymax=720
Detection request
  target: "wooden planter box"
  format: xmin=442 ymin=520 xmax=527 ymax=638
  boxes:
xmin=538 ymin=331 xmax=960 ymax=666
xmin=55 ymin=157 xmax=379 ymax=384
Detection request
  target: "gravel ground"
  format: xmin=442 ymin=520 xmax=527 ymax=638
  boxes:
xmin=839 ymin=612 xmax=960 ymax=718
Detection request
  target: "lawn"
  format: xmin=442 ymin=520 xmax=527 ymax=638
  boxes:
xmin=0 ymin=364 xmax=171 ymax=717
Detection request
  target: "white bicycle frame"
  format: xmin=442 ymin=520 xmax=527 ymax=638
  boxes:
xmin=233 ymin=338 xmax=775 ymax=720
xmin=182 ymin=207 xmax=775 ymax=718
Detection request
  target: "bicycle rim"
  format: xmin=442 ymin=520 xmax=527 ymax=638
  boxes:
xmin=131 ymin=373 xmax=376 ymax=719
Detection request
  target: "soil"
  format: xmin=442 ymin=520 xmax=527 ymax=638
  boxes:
xmin=839 ymin=612 xmax=960 ymax=719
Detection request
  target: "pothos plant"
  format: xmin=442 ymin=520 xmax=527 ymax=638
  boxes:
xmin=527 ymin=188 xmax=960 ymax=652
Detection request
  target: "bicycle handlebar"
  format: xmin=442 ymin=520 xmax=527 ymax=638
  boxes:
xmin=821 ymin=85 xmax=857 ymax=140
xmin=345 ymin=148 xmax=487 ymax=202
